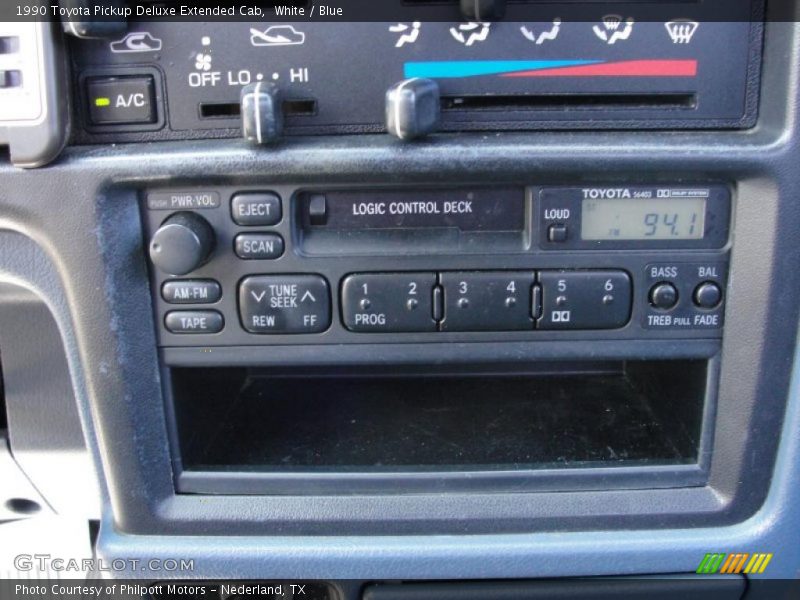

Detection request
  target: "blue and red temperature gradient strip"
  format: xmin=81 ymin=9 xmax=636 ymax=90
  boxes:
xmin=404 ymin=59 xmax=697 ymax=79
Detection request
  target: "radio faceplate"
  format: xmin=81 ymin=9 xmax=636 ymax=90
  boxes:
xmin=142 ymin=183 xmax=731 ymax=347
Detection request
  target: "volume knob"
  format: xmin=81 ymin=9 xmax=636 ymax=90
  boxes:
xmin=149 ymin=212 xmax=215 ymax=275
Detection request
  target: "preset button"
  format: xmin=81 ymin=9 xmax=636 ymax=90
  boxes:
xmin=538 ymin=270 xmax=631 ymax=330
xmin=440 ymin=271 xmax=535 ymax=331
xmin=341 ymin=272 xmax=437 ymax=332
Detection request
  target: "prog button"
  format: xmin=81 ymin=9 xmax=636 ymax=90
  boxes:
xmin=239 ymin=275 xmax=330 ymax=334
xmin=341 ymin=272 xmax=437 ymax=332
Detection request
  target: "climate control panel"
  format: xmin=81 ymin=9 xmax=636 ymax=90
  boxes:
xmin=142 ymin=183 xmax=730 ymax=347
xmin=69 ymin=1 xmax=762 ymax=146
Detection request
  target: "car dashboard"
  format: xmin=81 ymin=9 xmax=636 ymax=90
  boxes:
xmin=0 ymin=1 xmax=799 ymax=598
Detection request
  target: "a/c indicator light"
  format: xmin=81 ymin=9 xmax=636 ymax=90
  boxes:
xmin=94 ymin=97 xmax=110 ymax=107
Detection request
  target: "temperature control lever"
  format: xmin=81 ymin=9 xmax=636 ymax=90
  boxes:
xmin=385 ymin=78 xmax=440 ymax=141
xmin=460 ymin=0 xmax=506 ymax=21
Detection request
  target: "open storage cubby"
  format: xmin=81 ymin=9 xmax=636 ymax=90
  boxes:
xmin=169 ymin=359 xmax=712 ymax=494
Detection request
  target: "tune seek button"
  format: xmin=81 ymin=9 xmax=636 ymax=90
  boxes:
xmin=165 ymin=310 xmax=224 ymax=334
xmin=239 ymin=274 xmax=331 ymax=334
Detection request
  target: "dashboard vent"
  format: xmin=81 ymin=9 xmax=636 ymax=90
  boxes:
xmin=0 ymin=24 xmax=44 ymax=126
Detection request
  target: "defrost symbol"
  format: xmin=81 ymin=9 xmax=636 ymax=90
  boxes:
xmin=665 ymin=20 xmax=699 ymax=44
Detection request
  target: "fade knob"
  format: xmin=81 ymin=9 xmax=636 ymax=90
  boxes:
xmin=460 ymin=0 xmax=505 ymax=21
xmin=241 ymin=82 xmax=283 ymax=144
xmin=385 ymin=78 xmax=440 ymax=141
xmin=149 ymin=212 xmax=215 ymax=276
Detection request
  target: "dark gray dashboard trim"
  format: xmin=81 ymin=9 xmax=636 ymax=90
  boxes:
xmin=0 ymin=15 xmax=796 ymax=582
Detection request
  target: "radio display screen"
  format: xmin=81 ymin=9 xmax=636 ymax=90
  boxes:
xmin=581 ymin=197 xmax=706 ymax=241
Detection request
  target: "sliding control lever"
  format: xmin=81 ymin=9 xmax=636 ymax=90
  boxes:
xmin=240 ymin=82 xmax=283 ymax=144
xmin=149 ymin=212 xmax=215 ymax=276
xmin=460 ymin=0 xmax=505 ymax=21
xmin=385 ymin=78 xmax=441 ymax=141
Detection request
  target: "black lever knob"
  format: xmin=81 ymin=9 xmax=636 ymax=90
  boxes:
xmin=241 ymin=82 xmax=283 ymax=144
xmin=460 ymin=0 xmax=506 ymax=21
xmin=385 ymin=78 xmax=440 ymax=141
xmin=149 ymin=212 xmax=215 ymax=276
xmin=60 ymin=0 xmax=128 ymax=38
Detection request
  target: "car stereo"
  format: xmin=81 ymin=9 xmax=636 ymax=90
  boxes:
xmin=142 ymin=183 xmax=730 ymax=346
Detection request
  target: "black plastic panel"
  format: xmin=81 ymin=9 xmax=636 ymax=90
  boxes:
xmin=172 ymin=360 xmax=709 ymax=494
xmin=67 ymin=6 xmax=762 ymax=144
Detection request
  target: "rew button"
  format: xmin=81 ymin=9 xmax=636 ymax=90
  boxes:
xmin=239 ymin=274 xmax=330 ymax=334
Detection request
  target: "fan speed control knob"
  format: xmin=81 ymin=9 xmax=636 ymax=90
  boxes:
xmin=149 ymin=212 xmax=215 ymax=276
